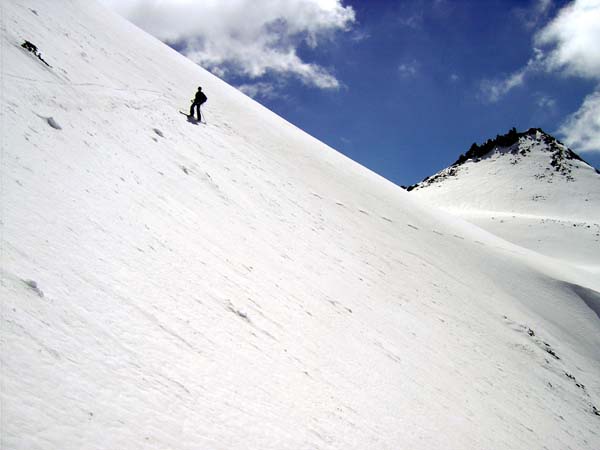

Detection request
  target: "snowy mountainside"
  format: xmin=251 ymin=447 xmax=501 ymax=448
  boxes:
xmin=409 ymin=128 xmax=600 ymax=268
xmin=2 ymin=2 xmax=600 ymax=450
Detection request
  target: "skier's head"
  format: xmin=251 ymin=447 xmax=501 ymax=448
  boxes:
xmin=198 ymin=86 xmax=203 ymax=91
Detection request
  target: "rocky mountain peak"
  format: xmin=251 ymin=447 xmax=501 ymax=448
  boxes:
xmin=406 ymin=128 xmax=598 ymax=191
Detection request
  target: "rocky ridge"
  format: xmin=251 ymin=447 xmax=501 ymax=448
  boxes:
xmin=406 ymin=128 xmax=598 ymax=191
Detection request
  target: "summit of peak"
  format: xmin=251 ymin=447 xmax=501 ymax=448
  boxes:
xmin=453 ymin=127 xmax=569 ymax=167
xmin=406 ymin=128 xmax=598 ymax=193
xmin=407 ymin=126 xmax=600 ymax=226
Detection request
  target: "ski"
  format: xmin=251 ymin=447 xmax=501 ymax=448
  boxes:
xmin=179 ymin=111 xmax=205 ymax=124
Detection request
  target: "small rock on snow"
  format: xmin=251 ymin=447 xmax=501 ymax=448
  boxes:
xmin=47 ymin=117 xmax=62 ymax=130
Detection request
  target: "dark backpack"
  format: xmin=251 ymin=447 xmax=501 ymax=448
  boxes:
xmin=195 ymin=91 xmax=207 ymax=105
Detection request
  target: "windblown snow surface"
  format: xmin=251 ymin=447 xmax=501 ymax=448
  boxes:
xmin=1 ymin=1 xmax=599 ymax=449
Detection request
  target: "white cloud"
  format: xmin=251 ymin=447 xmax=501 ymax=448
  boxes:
xmin=534 ymin=0 xmax=600 ymax=152
xmin=398 ymin=61 xmax=419 ymax=78
xmin=559 ymin=89 xmax=600 ymax=152
xmin=535 ymin=0 xmax=600 ymax=78
xmin=398 ymin=13 xmax=423 ymax=30
xmin=99 ymin=0 xmax=355 ymax=89
xmin=480 ymin=69 xmax=528 ymax=103
xmin=479 ymin=50 xmax=544 ymax=102
xmin=479 ymin=0 xmax=600 ymax=152
xmin=481 ymin=0 xmax=600 ymax=102
xmin=537 ymin=0 xmax=554 ymax=14
xmin=350 ymin=30 xmax=371 ymax=42
xmin=237 ymin=82 xmax=284 ymax=101
xmin=535 ymin=93 xmax=557 ymax=110
xmin=514 ymin=0 xmax=554 ymax=29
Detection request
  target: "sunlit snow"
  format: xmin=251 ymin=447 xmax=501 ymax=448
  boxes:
xmin=2 ymin=1 xmax=599 ymax=449
xmin=411 ymin=129 xmax=600 ymax=270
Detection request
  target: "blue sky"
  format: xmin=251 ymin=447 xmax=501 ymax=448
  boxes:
xmin=102 ymin=0 xmax=600 ymax=186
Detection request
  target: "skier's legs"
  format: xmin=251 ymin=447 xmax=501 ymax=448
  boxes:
xmin=189 ymin=102 xmax=196 ymax=117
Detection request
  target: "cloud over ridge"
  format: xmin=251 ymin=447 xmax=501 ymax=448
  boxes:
xmin=538 ymin=0 xmax=600 ymax=152
xmin=100 ymin=0 xmax=355 ymax=89
xmin=480 ymin=0 xmax=600 ymax=152
xmin=559 ymin=91 xmax=600 ymax=153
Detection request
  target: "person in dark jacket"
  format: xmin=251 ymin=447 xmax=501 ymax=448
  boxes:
xmin=189 ymin=86 xmax=207 ymax=121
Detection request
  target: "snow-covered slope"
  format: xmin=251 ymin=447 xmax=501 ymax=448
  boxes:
xmin=2 ymin=2 xmax=600 ymax=449
xmin=410 ymin=128 xmax=600 ymax=269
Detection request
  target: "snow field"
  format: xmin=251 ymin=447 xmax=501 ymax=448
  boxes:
xmin=1 ymin=1 xmax=600 ymax=449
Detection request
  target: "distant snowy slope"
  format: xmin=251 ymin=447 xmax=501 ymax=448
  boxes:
xmin=2 ymin=2 xmax=600 ymax=450
xmin=410 ymin=128 xmax=600 ymax=268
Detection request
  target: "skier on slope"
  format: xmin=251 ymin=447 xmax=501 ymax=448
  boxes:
xmin=189 ymin=86 xmax=207 ymax=121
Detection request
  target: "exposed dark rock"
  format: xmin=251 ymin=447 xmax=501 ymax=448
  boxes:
xmin=406 ymin=127 xmax=597 ymax=191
